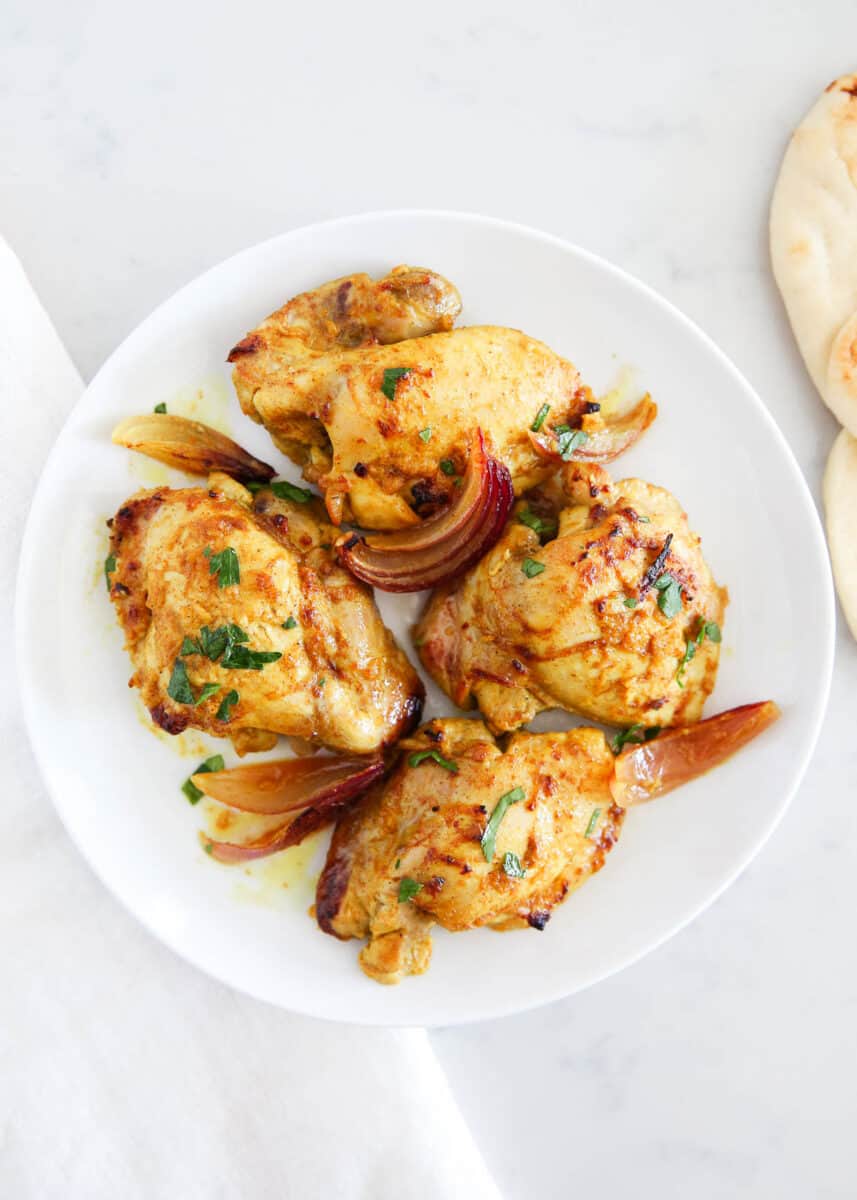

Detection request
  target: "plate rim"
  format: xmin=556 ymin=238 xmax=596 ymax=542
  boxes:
xmin=14 ymin=208 xmax=836 ymax=1026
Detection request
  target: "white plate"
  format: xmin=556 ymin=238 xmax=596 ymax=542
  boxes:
xmin=16 ymin=212 xmax=834 ymax=1026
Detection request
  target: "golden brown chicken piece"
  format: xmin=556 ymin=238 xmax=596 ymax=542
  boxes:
xmin=316 ymin=719 xmax=621 ymax=984
xmin=228 ymin=266 xmax=609 ymax=529
xmin=415 ymin=464 xmax=727 ymax=732
xmin=107 ymin=472 xmax=423 ymax=755
xmin=316 ymin=703 xmax=779 ymax=984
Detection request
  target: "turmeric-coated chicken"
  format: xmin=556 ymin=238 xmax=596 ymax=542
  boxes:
xmin=316 ymin=703 xmax=778 ymax=983
xmin=229 ymin=266 xmax=632 ymax=530
xmin=107 ymin=472 xmax=423 ymax=755
xmin=415 ymin=464 xmax=727 ymax=732
xmin=316 ymin=719 xmax=622 ymax=983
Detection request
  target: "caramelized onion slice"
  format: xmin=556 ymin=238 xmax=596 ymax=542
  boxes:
xmin=611 ymin=701 xmax=781 ymax=806
xmin=529 ymin=394 xmax=657 ymax=465
xmin=192 ymin=755 xmax=384 ymax=815
xmin=197 ymin=756 xmax=385 ymax=864
xmin=202 ymin=805 xmax=336 ymax=865
xmin=112 ymin=413 xmax=275 ymax=482
xmin=337 ymin=431 xmax=514 ymax=592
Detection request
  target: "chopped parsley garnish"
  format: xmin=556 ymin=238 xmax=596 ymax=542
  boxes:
xmin=408 ymin=748 xmax=459 ymax=773
xmin=530 ymin=403 xmax=551 ymax=432
xmin=676 ymin=620 xmax=721 ymax=687
xmin=167 ymin=658 xmax=221 ymax=707
xmin=216 ymin=689 xmax=239 ymax=722
xmin=502 ymin=852 xmax=526 ymax=878
xmin=518 ymin=508 xmax=558 ymax=537
xmin=584 ymin=808 xmax=602 ymax=838
xmin=220 ymin=643 xmax=282 ymax=671
xmin=104 ymin=553 xmax=117 ymax=592
xmin=439 ymin=458 xmax=457 ymax=476
xmin=521 ymin=557 xmax=546 ymax=578
xmin=270 ymin=480 xmax=313 ymax=504
xmin=556 ymin=427 xmax=589 ymax=460
xmin=153 ymin=402 xmax=167 ymax=414
xmin=481 ymin=786 xmax=526 ymax=863
xmin=178 ymin=622 xmax=280 ymax=677
xmin=623 ymin=597 xmax=638 ymax=609
xmin=193 ymin=682 xmax=222 ymax=706
xmin=181 ymin=754 xmax=224 ymax=805
xmin=181 ymin=623 xmax=249 ymax=661
xmin=654 ymin=572 xmax=683 ymax=619
xmin=381 ymin=367 xmax=412 ymax=401
xmin=167 ymin=659 xmax=197 ymax=705
xmin=207 ymin=546 xmax=240 ymax=588
xmin=611 ymin=724 xmax=661 ymax=754
xmin=244 ymin=480 xmax=265 ymax=494
xmin=282 ymin=616 xmax=297 ymax=630
xmin=419 ymin=427 xmax=432 ymax=443
xmin=398 ymin=877 xmax=423 ymax=903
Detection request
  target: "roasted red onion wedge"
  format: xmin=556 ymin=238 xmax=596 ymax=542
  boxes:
xmin=202 ymin=805 xmax=336 ymax=865
xmin=336 ymin=430 xmax=514 ymax=592
xmin=191 ymin=755 xmax=384 ymax=814
xmin=112 ymin=413 xmax=276 ymax=482
xmin=194 ymin=756 xmax=384 ymax=863
xmin=610 ymin=701 xmax=780 ymax=807
xmin=529 ymin=394 xmax=657 ymax=465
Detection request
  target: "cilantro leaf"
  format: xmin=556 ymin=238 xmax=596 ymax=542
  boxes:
xmin=584 ymin=808 xmax=602 ymax=838
xmin=556 ymin=427 xmax=589 ymax=460
xmin=521 ymin=558 xmax=546 ymax=579
xmin=439 ymin=458 xmax=456 ymax=476
xmin=612 ymin=725 xmax=661 ymax=754
xmin=220 ymin=643 xmax=282 ymax=671
xmin=270 ymin=480 xmax=313 ymax=504
xmin=502 ymin=852 xmax=526 ymax=878
xmin=182 ymin=754 xmax=225 ymax=805
xmin=655 ymin=573 xmax=683 ymax=619
xmin=481 ymin=786 xmax=526 ymax=863
xmin=193 ymin=682 xmax=221 ymax=706
xmin=530 ymin=403 xmax=550 ymax=432
xmin=676 ymin=619 xmax=721 ymax=687
xmin=153 ymin=402 xmax=167 ymax=414
xmin=398 ymin=877 xmax=423 ymax=903
xmin=408 ymin=749 xmax=459 ymax=773
xmin=418 ymin=427 xmax=432 ymax=443
xmin=104 ymin=553 xmax=117 ymax=593
xmin=518 ymin=508 xmax=558 ymax=537
xmin=207 ymin=547 xmax=240 ymax=588
xmin=381 ymin=367 xmax=412 ymax=401
xmin=167 ymin=658 xmax=196 ymax=705
xmin=216 ymin=689 xmax=239 ymax=722
xmin=282 ymin=616 xmax=297 ymax=630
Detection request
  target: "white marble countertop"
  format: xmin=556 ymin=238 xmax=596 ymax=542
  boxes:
xmin=4 ymin=2 xmax=855 ymax=1196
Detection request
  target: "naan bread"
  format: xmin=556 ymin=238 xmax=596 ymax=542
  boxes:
xmin=823 ymin=428 xmax=857 ymax=641
xmin=770 ymin=73 xmax=857 ymax=435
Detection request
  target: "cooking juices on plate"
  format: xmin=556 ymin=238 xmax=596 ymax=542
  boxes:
xmin=104 ymin=265 xmax=779 ymax=983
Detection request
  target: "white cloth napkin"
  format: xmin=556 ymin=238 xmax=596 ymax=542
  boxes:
xmin=1 ymin=237 xmax=500 ymax=1200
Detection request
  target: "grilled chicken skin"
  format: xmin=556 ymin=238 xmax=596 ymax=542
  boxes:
xmin=415 ymin=464 xmax=727 ymax=733
xmin=316 ymin=719 xmax=622 ymax=984
xmin=228 ymin=266 xmax=598 ymax=529
xmin=107 ymin=473 xmax=423 ymax=755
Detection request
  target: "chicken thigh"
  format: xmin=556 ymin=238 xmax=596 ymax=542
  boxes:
xmin=415 ymin=464 xmax=727 ymax=732
xmin=107 ymin=473 xmax=423 ymax=755
xmin=316 ymin=719 xmax=621 ymax=983
xmin=316 ymin=703 xmax=779 ymax=983
xmin=229 ymin=266 xmax=646 ymax=530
